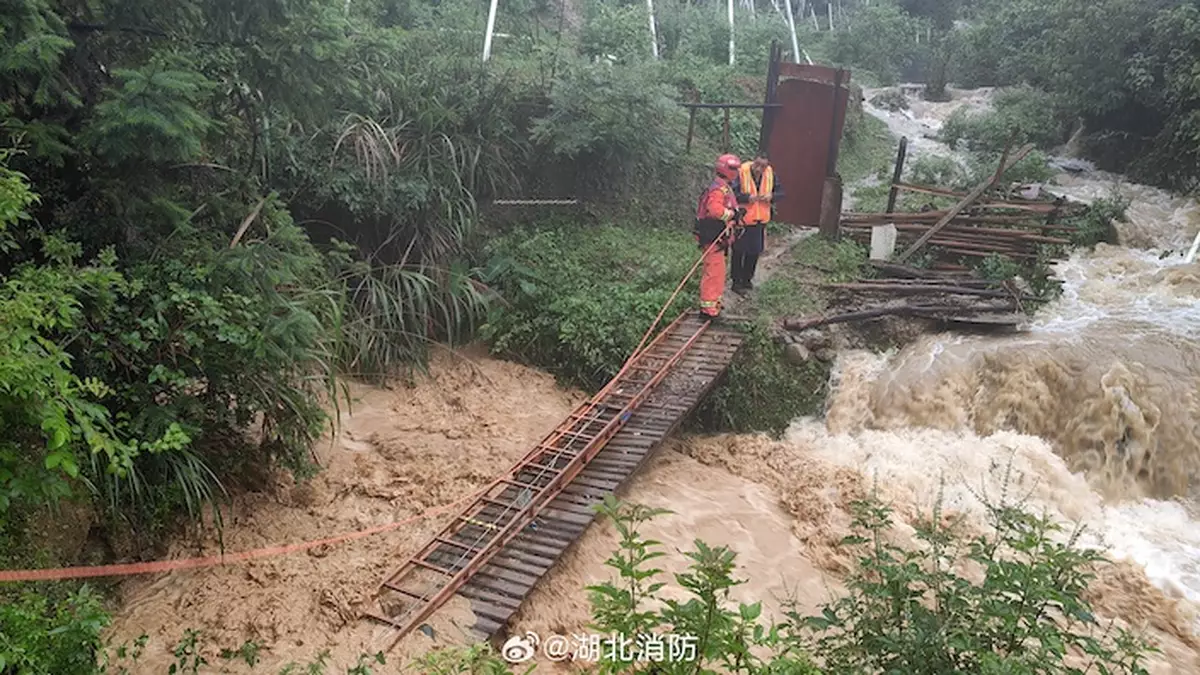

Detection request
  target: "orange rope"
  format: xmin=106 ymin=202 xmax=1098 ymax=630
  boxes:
xmin=0 ymin=488 xmax=487 ymax=582
xmin=593 ymin=221 xmax=735 ymax=399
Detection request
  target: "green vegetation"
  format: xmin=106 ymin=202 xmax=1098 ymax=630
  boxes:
xmin=827 ymin=2 xmax=923 ymax=86
xmin=941 ymin=87 xmax=1066 ymax=155
xmin=481 ymin=221 xmax=698 ymax=391
xmin=951 ymin=0 xmax=1200 ymax=191
xmin=807 ymin=475 xmax=1156 ymax=674
xmin=6 ymin=481 xmax=1155 ymax=673
xmin=694 ymin=236 xmax=866 ymax=435
xmin=698 ymin=323 xmax=831 ymax=435
xmin=0 ymin=0 xmax=1191 ymax=670
xmin=0 ymin=586 xmax=108 ymax=674
xmin=838 ymin=115 xmax=896 ymax=188
xmin=415 ymin=474 xmax=1155 ymax=674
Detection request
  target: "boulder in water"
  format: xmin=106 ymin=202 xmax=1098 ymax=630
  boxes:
xmin=870 ymin=89 xmax=910 ymax=113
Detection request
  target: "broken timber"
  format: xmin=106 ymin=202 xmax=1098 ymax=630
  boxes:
xmin=841 ymin=148 xmax=1086 ymax=271
xmin=784 ymin=301 xmax=1026 ymax=332
xmin=365 ymin=312 xmax=744 ymax=646
xmin=784 ymin=264 xmax=1031 ymax=333
xmin=894 ymin=143 xmax=1035 ymax=262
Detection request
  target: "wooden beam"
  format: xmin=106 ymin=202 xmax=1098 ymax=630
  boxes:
xmin=893 ymin=144 xmax=1035 ymax=263
xmin=885 ymin=137 xmax=908 ymax=214
xmin=891 ymin=182 xmax=1064 ymax=209
xmin=679 ymin=102 xmax=784 ymax=109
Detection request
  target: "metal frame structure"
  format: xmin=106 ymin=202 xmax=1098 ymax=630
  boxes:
xmin=366 ymin=313 xmax=711 ymax=647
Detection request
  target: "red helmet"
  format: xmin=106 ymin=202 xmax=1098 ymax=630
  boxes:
xmin=715 ymin=153 xmax=741 ymax=180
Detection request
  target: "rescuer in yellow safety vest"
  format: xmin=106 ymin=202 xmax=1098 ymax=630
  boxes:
xmin=730 ymin=153 xmax=782 ymax=294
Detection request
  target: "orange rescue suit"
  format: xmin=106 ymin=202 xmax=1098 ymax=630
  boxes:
xmin=693 ymin=179 xmax=738 ymax=318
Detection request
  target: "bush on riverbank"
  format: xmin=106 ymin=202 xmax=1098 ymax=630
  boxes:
xmin=0 ymin=0 xmax=782 ymax=569
xmin=411 ymin=480 xmax=1156 ymax=675
xmin=941 ymin=87 xmax=1068 ymax=154
xmin=38 ymin=479 xmax=1152 ymax=673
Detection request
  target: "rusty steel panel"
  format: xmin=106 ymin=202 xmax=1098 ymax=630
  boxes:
xmin=767 ymin=65 xmax=851 ymax=228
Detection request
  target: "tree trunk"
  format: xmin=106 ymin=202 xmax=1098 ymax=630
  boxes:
xmin=923 ymin=33 xmax=952 ymax=101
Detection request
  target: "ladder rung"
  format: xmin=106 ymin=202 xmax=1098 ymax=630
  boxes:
xmin=534 ymin=443 xmax=583 ymax=456
xmin=530 ymin=449 xmax=576 ymax=466
xmin=526 ymin=458 xmax=568 ymax=472
xmin=567 ymin=409 xmax=607 ymax=422
xmin=516 ymin=464 xmax=563 ymax=481
xmin=481 ymin=495 xmax=533 ymax=511
xmin=556 ymin=428 xmax=598 ymax=441
xmin=382 ymin=581 xmax=425 ymax=599
xmin=363 ymin=611 xmax=407 ymax=629
xmin=412 ymin=558 xmax=455 ymax=575
xmin=528 ymin=454 xmax=578 ymax=471
xmin=435 ymin=537 xmax=480 ymax=554
xmin=501 ymin=477 xmax=546 ymax=492
xmin=456 ymin=513 xmax=507 ymax=533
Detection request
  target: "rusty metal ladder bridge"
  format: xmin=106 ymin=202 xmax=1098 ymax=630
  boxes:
xmin=365 ymin=310 xmax=744 ymax=646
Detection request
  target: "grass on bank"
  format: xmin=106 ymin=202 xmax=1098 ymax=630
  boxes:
xmin=838 ymin=114 xmax=897 ymax=188
xmin=479 ymin=111 xmax=895 ymax=436
xmin=694 ymin=234 xmax=868 ymax=434
xmin=479 ymin=210 xmax=873 ymax=437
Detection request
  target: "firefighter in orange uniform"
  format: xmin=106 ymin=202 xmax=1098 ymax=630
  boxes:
xmin=693 ymin=153 xmax=743 ymax=321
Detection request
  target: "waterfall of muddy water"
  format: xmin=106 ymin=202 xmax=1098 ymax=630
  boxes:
xmin=826 ymin=87 xmax=1200 ymax=610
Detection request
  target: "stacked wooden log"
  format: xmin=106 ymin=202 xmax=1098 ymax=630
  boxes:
xmin=782 ymin=261 xmax=1034 ymax=333
xmin=841 ymin=202 xmax=1085 ymax=266
xmin=780 ymin=147 xmax=1084 ymax=335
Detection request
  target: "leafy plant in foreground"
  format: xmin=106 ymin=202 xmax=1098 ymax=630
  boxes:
xmin=413 ymin=471 xmax=1159 ymax=674
xmin=0 ymin=585 xmax=109 ymax=674
xmin=586 ymin=495 xmax=821 ymax=674
xmin=803 ymin=470 xmax=1156 ymax=675
xmin=404 ymin=644 xmax=520 ymax=674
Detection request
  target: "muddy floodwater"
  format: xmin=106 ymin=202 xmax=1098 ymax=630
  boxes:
xmin=106 ymin=88 xmax=1200 ymax=673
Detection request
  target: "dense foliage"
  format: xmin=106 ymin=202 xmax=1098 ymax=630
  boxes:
xmin=946 ymin=0 xmax=1200 ymax=190
xmin=0 ymin=0 xmax=790 ymax=542
xmin=746 ymin=0 xmax=1200 ymax=191
xmin=413 ymin=485 xmax=1154 ymax=674
xmin=0 ymin=0 xmax=1190 ymax=670
xmin=481 ymin=220 xmax=698 ymax=390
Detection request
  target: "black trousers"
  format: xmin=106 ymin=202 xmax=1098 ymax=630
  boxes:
xmin=731 ymin=224 xmax=764 ymax=286
xmin=730 ymin=250 xmax=759 ymax=286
